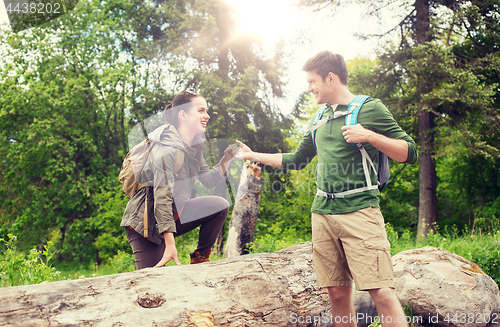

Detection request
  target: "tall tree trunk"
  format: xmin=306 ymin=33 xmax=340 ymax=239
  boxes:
xmin=417 ymin=105 xmax=437 ymax=239
xmin=415 ymin=0 xmax=430 ymax=45
xmin=415 ymin=0 xmax=438 ymax=239
xmin=225 ymin=162 xmax=262 ymax=257
xmin=212 ymin=139 xmax=231 ymax=256
xmin=210 ymin=0 xmax=232 ymax=256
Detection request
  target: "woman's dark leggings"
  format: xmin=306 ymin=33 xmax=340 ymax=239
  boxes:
xmin=125 ymin=195 xmax=229 ymax=270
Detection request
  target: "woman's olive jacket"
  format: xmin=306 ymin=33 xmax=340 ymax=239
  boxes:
xmin=120 ymin=124 xmax=226 ymax=244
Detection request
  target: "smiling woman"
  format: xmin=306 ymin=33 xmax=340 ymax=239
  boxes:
xmin=225 ymin=0 xmax=305 ymax=45
xmin=120 ymin=90 xmax=240 ymax=269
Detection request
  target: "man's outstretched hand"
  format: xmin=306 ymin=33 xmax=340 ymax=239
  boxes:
xmin=235 ymin=140 xmax=253 ymax=161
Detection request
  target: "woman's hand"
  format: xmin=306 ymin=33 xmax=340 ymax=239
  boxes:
xmin=222 ymin=143 xmax=240 ymax=161
xmin=218 ymin=143 xmax=241 ymax=175
xmin=154 ymin=232 xmax=181 ymax=267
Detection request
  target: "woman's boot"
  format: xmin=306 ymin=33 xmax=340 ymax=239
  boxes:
xmin=190 ymin=250 xmax=211 ymax=264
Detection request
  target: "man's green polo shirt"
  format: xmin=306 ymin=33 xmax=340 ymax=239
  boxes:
xmin=281 ymin=98 xmax=418 ymax=215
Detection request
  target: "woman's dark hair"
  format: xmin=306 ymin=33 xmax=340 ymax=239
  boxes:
xmin=163 ymin=90 xmax=201 ymax=127
xmin=164 ymin=90 xmax=205 ymax=163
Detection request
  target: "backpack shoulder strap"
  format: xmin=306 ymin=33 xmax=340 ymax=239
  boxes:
xmin=311 ymin=104 xmax=328 ymax=150
xmin=345 ymin=95 xmax=370 ymax=127
xmin=345 ymin=95 xmax=377 ymax=188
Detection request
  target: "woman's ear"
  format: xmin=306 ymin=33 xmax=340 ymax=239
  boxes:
xmin=178 ymin=110 xmax=187 ymax=121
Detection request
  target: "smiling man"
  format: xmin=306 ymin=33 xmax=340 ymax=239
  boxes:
xmin=237 ymin=51 xmax=417 ymax=326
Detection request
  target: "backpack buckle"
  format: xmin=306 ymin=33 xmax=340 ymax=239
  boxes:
xmin=326 ymin=193 xmax=335 ymax=199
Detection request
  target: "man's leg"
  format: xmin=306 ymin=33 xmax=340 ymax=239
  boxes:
xmin=368 ymin=288 xmax=408 ymax=327
xmin=327 ymin=286 xmax=356 ymax=327
xmin=311 ymin=213 xmax=356 ymax=326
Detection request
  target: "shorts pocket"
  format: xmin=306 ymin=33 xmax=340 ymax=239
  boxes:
xmin=363 ymin=236 xmax=390 ymax=251
xmin=377 ymin=250 xmax=393 ymax=280
xmin=363 ymin=236 xmax=393 ymax=280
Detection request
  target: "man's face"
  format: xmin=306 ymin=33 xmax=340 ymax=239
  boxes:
xmin=306 ymin=70 xmax=332 ymax=105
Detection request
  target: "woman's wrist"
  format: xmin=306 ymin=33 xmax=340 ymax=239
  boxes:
xmin=163 ymin=232 xmax=175 ymax=246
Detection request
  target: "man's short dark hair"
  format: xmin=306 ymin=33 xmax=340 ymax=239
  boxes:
xmin=302 ymin=51 xmax=348 ymax=85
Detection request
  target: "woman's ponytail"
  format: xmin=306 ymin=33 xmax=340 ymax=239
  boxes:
xmin=163 ymin=91 xmax=199 ymax=128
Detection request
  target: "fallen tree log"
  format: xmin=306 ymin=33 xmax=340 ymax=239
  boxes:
xmin=0 ymin=242 xmax=377 ymax=327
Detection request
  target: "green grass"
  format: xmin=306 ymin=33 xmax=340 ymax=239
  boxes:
xmin=54 ymin=250 xmax=137 ymax=281
xmin=248 ymin=220 xmax=312 ymax=253
xmin=386 ymin=223 xmax=500 ymax=285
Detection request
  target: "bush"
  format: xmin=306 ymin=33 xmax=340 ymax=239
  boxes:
xmin=108 ymin=250 xmax=136 ymax=273
xmin=59 ymin=183 xmax=131 ymax=264
xmin=0 ymin=234 xmax=60 ymax=287
xmin=249 ymin=220 xmax=311 ymax=254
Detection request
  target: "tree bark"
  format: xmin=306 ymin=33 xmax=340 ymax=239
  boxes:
xmin=415 ymin=0 xmax=430 ymax=45
xmin=212 ymin=140 xmax=231 ymax=256
xmin=415 ymin=0 xmax=438 ymax=239
xmin=224 ymin=161 xmax=262 ymax=257
xmin=417 ymin=107 xmax=437 ymax=239
xmin=211 ymin=0 xmax=232 ymax=256
xmin=0 ymin=242 xmax=377 ymax=327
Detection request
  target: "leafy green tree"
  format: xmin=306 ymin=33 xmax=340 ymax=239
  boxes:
xmin=135 ymin=0 xmax=297 ymax=252
xmin=168 ymin=1 xmax=294 ymax=154
xmin=0 ymin=0 xmax=298 ymax=263
xmin=0 ymin=0 xmax=152 ymax=257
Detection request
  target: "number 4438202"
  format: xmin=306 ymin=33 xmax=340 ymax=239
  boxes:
xmin=444 ymin=313 xmax=498 ymax=324
xmin=6 ymin=2 xmax=61 ymax=14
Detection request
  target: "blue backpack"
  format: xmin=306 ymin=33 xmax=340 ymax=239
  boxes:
xmin=310 ymin=95 xmax=390 ymax=198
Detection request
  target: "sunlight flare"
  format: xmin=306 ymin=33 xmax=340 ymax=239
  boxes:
xmin=225 ymin=0 xmax=304 ymax=45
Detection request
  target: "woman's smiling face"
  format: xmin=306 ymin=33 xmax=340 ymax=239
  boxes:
xmin=184 ymin=96 xmax=210 ymax=134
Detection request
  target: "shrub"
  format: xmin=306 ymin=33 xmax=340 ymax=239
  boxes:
xmin=108 ymin=250 xmax=136 ymax=273
xmin=249 ymin=220 xmax=311 ymax=253
xmin=0 ymin=234 xmax=60 ymax=287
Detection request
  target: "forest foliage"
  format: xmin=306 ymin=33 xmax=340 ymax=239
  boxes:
xmin=0 ymin=0 xmax=499 ymax=275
